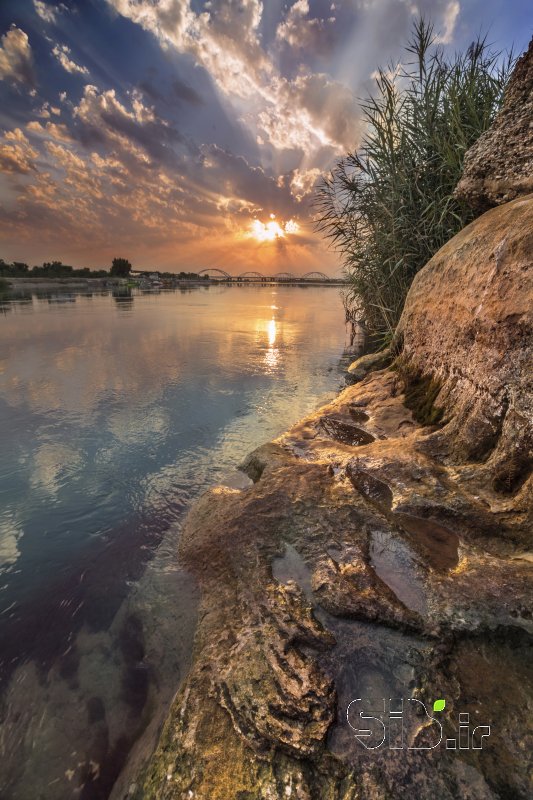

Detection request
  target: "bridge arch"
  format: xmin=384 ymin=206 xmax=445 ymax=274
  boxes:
xmin=302 ymin=271 xmax=329 ymax=281
xmin=237 ymin=271 xmax=264 ymax=280
xmin=198 ymin=268 xmax=231 ymax=280
xmin=273 ymin=272 xmax=295 ymax=281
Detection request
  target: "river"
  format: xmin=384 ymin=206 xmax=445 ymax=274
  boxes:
xmin=0 ymin=284 xmax=353 ymax=799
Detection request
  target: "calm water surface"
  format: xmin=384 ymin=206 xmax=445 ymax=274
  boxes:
xmin=0 ymin=285 xmax=351 ymax=799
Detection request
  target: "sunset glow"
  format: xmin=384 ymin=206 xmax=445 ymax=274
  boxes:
xmin=0 ymin=1 xmax=526 ymax=274
xmin=250 ymin=216 xmax=300 ymax=242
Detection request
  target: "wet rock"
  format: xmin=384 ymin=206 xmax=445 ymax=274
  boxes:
xmin=319 ymin=414 xmax=375 ymax=446
xmin=238 ymin=441 xmax=293 ymax=482
xmin=136 ymin=361 xmax=532 ymax=799
xmin=393 ymin=513 xmax=459 ymax=572
xmin=347 ymin=406 xmax=369 ymax=423
xmin=368 ymin=529 xmax=428 ymax=615
xmin=347 ymin=467 xmax=393 ymax=510
xmin=455 ymin=38 xmax=533 ymax=210
xmin=346 ymin=347 xmax=392 ymax=384
xmin=397 ymin=195 xmax=533 ymax=536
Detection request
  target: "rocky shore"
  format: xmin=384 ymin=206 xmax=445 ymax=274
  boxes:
xmin=122 ymin=42 xmax=532 ymax=800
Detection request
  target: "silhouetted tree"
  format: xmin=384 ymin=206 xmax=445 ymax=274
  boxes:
xmin=110 ymin=258 xmax=132 ymax=277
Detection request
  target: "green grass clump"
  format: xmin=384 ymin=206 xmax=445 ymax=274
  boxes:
xmin=315 ymin=18 xmax=512 ymax=342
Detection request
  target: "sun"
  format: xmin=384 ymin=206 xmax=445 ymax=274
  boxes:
xmin=250 ymin=214 xmax=299 ymax=242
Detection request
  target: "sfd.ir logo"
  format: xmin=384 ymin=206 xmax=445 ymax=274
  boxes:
xmin=346 ymin=698 xmax=490 ymax=750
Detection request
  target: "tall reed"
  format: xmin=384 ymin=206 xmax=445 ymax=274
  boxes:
xmin=315 ymin=19 xmax=512 ymax=342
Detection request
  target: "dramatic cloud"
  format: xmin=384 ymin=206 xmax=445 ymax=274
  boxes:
xmin=0 ymin=82 xmax=310 ymax=270
xmin=435 ymin=1 xmax=461 ymax=44
xmin=0 ymin=26 xmax=34 ymax=86
xmin=0 ymin=128 xmax=38 ymax=174
xmin=0 ymin=0 xmax=519 ymax=272
xmin=276 ymin=0 xmax=337 ymax=54
xmin=26 ymin=120 xmax=73 ymax=143
xmin=107 ymin=0 xmax=359 ymax=157
xmin=33 ymin=1 xmax=58 ymax=24
xmin=52 ymin=44 xmax=89 ymax=75
xmin=200 ymin=144 xmax=297 ymax=217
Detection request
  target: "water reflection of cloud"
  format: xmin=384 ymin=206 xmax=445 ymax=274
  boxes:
xmin=30 ymin=442 xmax=84 ymax=497
xmin=1 ymin=293 xmax=316 ymax=422
xmin=0 ymin=511 xmax=23 ymax=571
xmin=1 ymin=288 xmax=345 ymax=524
xmin=107 ymin=407 xmax=170 ymax=446
xmin=140 ymin=464 xmax=191 ymax=516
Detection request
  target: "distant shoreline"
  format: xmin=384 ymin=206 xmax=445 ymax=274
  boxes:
xmin=4 ymin=277 xmax=127 ymax=291
xmin=4 ymin=277 xmax=347 ymax=291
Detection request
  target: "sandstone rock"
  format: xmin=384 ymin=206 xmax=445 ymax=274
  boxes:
xmin=397 ymin=195 xmax=533 ymax=508
xmin=135 ymin=359 xmax=532 ymax=799
xmin=455 ymin=38 xmax=533 ymax=210
xmin=345 ymin=347 xmax=392 ymax=384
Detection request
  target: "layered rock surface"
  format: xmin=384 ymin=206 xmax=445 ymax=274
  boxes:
xmin=455 ymin=37 xmax=533 ymax=210
xmin=397 ymin=195 xmax=533 ymax=498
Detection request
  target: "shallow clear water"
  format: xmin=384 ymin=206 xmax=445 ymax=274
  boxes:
xmin=0 ymin=284 xmax=350 ymax=798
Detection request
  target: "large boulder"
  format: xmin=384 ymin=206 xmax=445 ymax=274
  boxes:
xmin=397 ymin=194 xmax=533 ymax=488
xmin=455 ymin=38 xmax=533 ymax=210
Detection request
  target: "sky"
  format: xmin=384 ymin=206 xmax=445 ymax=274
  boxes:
xmin=0 ymin=1 xmax=530 ymax=275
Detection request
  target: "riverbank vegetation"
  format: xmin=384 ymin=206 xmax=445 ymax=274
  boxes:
xmin=110 ymin=257 xmax=132 ymax=277
xmin=315 ymin=19 xmax=513 ymax=341
xmin=0 ymin=259 xmax=109 ymax=279
xmin=0 ymin=258 xmax=207 ymax=282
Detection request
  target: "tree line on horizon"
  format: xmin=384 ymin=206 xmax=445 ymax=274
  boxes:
xmin=0 ymin=257 xmax=207 ymax=281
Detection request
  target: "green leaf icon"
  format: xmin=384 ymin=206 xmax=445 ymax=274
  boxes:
xmin=433 ymin=699 xmax=445 ymax=712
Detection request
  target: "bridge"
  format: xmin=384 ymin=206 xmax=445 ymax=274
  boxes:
xmin=196 ymin=269 xmax=345 ymax=284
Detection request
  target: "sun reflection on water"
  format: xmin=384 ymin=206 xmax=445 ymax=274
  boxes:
xmin=264 ymin=317 xmax=279 ymax=372
xmin=267 ymin=318 xmax=277 ymax=347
